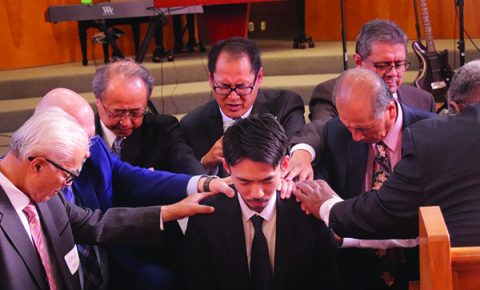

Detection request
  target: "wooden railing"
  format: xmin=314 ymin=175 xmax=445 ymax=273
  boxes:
xmin=410 ymin=206 xmax=480 ymax=290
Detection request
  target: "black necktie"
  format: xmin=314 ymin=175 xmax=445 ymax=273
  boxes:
xmin=63 ymin=187 xmax=104 ymax=290
xmin=372 ymin=141 xmax=391 ymax=191
xmin=250 ymin=215 xmax=272 ymax=290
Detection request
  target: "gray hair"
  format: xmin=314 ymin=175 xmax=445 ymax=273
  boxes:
xmin=334 ymin=67 xmax=393 ymax=118
xmin=92 ymin=58 xmax=154 ymax=100
xmin=355 ymin=19 xmax=408 ymax=58
xmin=448 ymin=60 xmax=480 ymax=106
xmin=10 ymin=107 xmax=89 ymax=163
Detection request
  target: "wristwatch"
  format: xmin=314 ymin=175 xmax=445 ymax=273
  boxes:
xmin=203 ymin=176 xmax=219 ymax=192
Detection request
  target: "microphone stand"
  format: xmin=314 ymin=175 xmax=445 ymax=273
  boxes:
xmin=340 ymin=0 xmax=347 ymax=70
xmin=456 ymin=0 xmax=465 ymax=66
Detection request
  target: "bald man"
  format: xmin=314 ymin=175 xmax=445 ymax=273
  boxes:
xmin=37 ymin=88 xmax=234 ymax=290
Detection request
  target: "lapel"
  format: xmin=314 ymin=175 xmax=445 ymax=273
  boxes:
xmin=346 ymin=139 xmax=369 ymax=197
xmin=0 ymin=189 xmax=49 ymax=289
xmin=207 ymin=101 xmax=224 ymax=147
xmin=221 ymin=195 xmax=251 ymax=289
xmin=272 ymin=193 xmax=295 ymax=290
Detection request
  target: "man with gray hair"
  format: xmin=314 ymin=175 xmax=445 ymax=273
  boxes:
xmin=92 ymin=58 xmax=204 ymax=175
xmin=285 ymin=19 xmax=435 ymax=182
xmin=448 ymin=59 xmax=480 ymax=114
xmin=0 ymin=108 xmax=220 ymax=290
xmin=313 ymin=67 xmax=434 ymax=290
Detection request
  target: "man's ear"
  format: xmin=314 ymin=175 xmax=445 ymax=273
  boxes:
xmin=280 ymin=155 xmax=290 ymax=172
xmin=208 ymin=73 xmax=214 ymax=88
xmin=353 ymin=53 xmax=363 ymax=67
xmin=222 ymin=160 xmax=231 ymax=175
xmin=449 ymin=100 xmax=462 ymax=114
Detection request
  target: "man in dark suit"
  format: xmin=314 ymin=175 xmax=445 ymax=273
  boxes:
xmin=93 ymin=58 xmax=205 ymax=175
xmin=310 ymin=67 xmax=434 ymax=290
xmin=37 ymin=88 xmax=234 ymax=290
xmin=184 ymin=114 xmax=337 ymax=290
xmin=0 ymin=108 xmax=221 ymax=290
xmin=180 ymin=37 xmax=305 ymax=177
xmin=285 ymin=19 xmax=436 ymax=181
xmin=294 ymin=59 xmax=480 ymax=249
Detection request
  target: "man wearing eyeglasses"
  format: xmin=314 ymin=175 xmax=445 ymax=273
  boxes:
xmin=180 ymin=37 xmax=306 ymax=177
xmin=93 ymin=58 xmax=205 ymax=176
xmin=284 ymin=19 xmax=436 ymax=182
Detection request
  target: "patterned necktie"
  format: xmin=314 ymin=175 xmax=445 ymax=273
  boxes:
xmin=371 ymin=141 xmax=404 ymax=288
xmin=372 ymin=141 xmax=391 ymax=191
xmin=62 ymin=187 xmax=104 ymax=290
xmin=111 ymin=136 xmax=124 ymax=157
xmin=250 ymin=215 xmax=272 ymax=290
xmin=23 ymin=203 xmax=57 ymax=290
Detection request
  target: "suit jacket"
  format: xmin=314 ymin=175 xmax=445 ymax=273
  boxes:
xmin=315 ymin=102 xmax=435 ymax=199
xmin=184 ymin=192 xmax=338 ymax=290
xmin=314 ymin=103 xmax=434 ymax=290
xmin=180 ymin=89 xmax=305 ymax=176
xmin=95 ymin=113 xmax=205 ymax=175
xmin=330 ymin=103 xmax=480 ymax=248
xmin=290 ymin=78 xmax=436 ymax=161
xmin=0 ymin=187 xmax=163 ymax=290
xmin=73 ymin=136 xmax=191 ymax=210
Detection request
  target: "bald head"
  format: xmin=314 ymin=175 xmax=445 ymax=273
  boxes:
xmin=37 ymin=88 xmax=96 ymax=137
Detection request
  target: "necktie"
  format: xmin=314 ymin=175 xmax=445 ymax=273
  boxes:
xmin=371 ymin=141 xmax=404 ymax=288
xmin=62 ymin=187 xmax=104 ymax=290
xmin=111 ymin=137 xmax=124 ymax=157
xmin=372 ymin=141 xmax=391 ymax=191
xmin=223 ymin=119 xmax=237 ymax=132
xmin=250 ymin=215 xmax=272 ymax=290
xmin=23 ymin=203 xmax=57 ymax=290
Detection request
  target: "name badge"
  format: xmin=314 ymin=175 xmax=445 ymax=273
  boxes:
xmin=64 ymin=245 xmax=80 ymax=275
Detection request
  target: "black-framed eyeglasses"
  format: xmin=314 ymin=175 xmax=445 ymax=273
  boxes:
xmin=362 ymin=58 xmax=411 ymax=74
xmin=99 ymin=98 xmax=147 ymax=120
xmin=212 ymin=74 xmax=258 ymax=97
xmin=28 ymin=156 xmax=82 ymax=183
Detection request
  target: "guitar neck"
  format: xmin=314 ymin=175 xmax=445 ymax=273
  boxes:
xmin=420 ymin=0 xmax=437 ymax=52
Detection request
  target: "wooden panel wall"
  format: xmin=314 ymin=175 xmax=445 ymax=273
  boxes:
xmin=305 ymin=0 xmax=480 ymax=41
xmin=1 ymin=0 xmax=480 ymax=70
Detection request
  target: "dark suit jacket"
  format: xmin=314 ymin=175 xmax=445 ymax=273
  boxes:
xmin=329 ymin=103 xmax=480 ymax=248
xmin=290 ymin=78 xmax=436 ymax=161
xmin=95 ymin=113 xmax=205 ymax=175
xmin=315 ymin=102 xmax=435 ymax=199
xmin=184 ymin=192 xmax=338 ymax=290
xmin=314 ymin=103 xmax=434 ymax=290
xmin=180 ymin=89 xmax=305 ymax=176
xmin=0 ymin=187 xmax=162 ymax=290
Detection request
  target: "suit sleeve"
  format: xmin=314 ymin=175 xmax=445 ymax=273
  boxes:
xmin=184 ymin=215 xmax=216 ymax=290
xmin=92 ymin=137 xmax=192 ymax=207
xmin=289 ymin=81 xmax=338 ymax=158
xmin=162 ymin=116 xmax=206 ymax=175
xmin=274 ymin=90 xmax=305 ymax=139
xmin=64 ymin=195 xmax=164 ymax=245
xmin=329 ymin=127 xmax=423 ymax=239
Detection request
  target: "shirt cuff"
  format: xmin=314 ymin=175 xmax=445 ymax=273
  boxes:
xmin=187 ymin=175 xmax=202 ymax=195
xmin=159 ymin=206 xmax=165 ymax=231
xmin=342 ymin=238 xmax=419 ymax=249
xmin=319 ymin=195 xmax=343 ymax=226
xmin=290 ymin=143 xmax=316 ymax=161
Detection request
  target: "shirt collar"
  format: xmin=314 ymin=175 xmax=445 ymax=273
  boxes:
xmin=238 ymin=190 xmax=277 ymax=223
xmin=381 ymin=99 xmax=403 ymax=153
xmin=0 ymin=170 xmax=31 ymax=211
xmin=99 ymin=120 xmax=119 ymax=149
xmin=219 ymin=106 xmax=253 ymax=124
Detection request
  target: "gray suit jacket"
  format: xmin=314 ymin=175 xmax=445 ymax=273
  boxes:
xmin=290 ymin=78 xmax=436 ymax=161
xmin=0 ymin=187 xmax=163 ymax=290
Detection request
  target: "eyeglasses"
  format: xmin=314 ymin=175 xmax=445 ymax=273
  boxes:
xmin=362 ymin=58 xmax=411 ymax=74
xmin=212 ymin=74 xmax=258 ymax=97
xmin=99 ymin=99 xmax=147 ymax=120
xmin=28 ymin=156 xmax=83 ymax=183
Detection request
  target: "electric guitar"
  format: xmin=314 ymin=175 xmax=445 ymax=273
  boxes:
xmin=412 ymin=0 xmax=453 ymax=103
